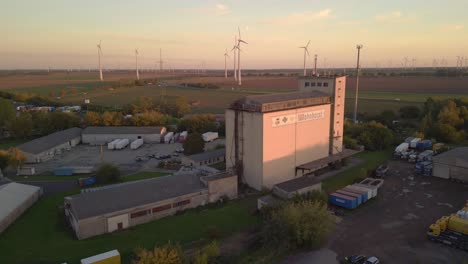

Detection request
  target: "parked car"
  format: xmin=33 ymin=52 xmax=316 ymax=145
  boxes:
xmin=374 ymin=164 xmax=389 ymax=178
xmin=344 ymin=255 xmax=366 ymax=264
xmin=365 ymin=256 xmax=380 ymax=264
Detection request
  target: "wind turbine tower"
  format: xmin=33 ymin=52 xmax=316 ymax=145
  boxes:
xmin=232 ymin=36 xmax=238 ymax=81
xmin=159 ymin=48 xmax=164 ymax=72
xmin=353 ymin=44 xmax=363 ymax=124
xmin=224 ymin=49 xmax=230 ymax=79
xmin=135 ymin=49 xmax=140 ymax=80
xmin=299 ymin=40 xmax=310 ymax=76
xmin=314 ymin=54 xmax=318 ymax=76
xmin=237 ymin=27 xmax=248 ymax=86
xmin=97 ymin=41 xmax=104 ymax=81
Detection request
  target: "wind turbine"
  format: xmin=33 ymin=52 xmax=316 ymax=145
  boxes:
xmin=135 ymin=49 xmax=140 ymax=80
xmin=299 ymin=40 xmax=310 ymax=76
xmin=237 ymin=27 xmax=248 ymax=86
xmin=224 ymin=49 xmax=230 ymax=79
xmin=232 ymin=36 xmax=238 ymax=81
xmin=97 ymin=41 xmax=103 ymax=81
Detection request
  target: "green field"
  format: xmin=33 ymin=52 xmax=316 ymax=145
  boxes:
xmin=322 ymin=150 xmax=392 ymax=192
xmin=0 ymin=191 xmax=259 ymax=264
xmin=10 ymin=81 xmax=114 ymax=96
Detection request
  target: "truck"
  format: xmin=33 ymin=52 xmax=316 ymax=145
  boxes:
xmin=130 ymin=139 xmax=144 ymax=150
xmin=416 ymin=140 xmax=432 ymax=151
xmin=329 ymin=192 xmax=358 ymax=209
xmin=202 ymin=132 xmax=218 ymax=142
xmin=164 ymin=132 xmax=174 ymax=144
xmin=427 ymin=202 xmax=468 ymax=251
xmin=107 ymin=139 xmax=121 ymax=150
xmin=115 ymin=139 xmax=129 ymax=150
xmin=394 ymin=143 xmax=409 ymax=159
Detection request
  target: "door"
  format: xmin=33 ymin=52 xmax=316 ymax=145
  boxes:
xmin=117 ymin=222 xmax=123 ymax=230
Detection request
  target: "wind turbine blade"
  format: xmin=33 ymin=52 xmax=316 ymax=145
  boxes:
xmin=239 ymin=40 xmax=248 ymax=44
xmin=306 ymin=40 xmax=310 ymax=47
xmin=238 ymin=26 xmax=241 ymax=39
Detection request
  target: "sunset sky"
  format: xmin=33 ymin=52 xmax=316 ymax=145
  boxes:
xmin=1 ymin=0 xmax=467 ymax=69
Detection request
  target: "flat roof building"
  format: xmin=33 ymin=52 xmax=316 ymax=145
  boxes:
xmin=0 ymin=182 xmax=42 ymax=234
xmin=432 ymin=147 xmax=468 ymax=182
xmin=65 ymin=172 xmax=237 ymax=239
xmin=82 ymin=126 xmax=166 ymax=145
xmin=18 ymin=127 xmax=82 ymax=163
xmin=226 ymin=76 xmax=346 ymax=190
xmin=182 ymin=148 xmax=226 ymax=167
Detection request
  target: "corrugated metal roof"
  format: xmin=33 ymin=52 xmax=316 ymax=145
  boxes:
xmin=187 ymin=148 xmax=225 ymax=162
xmin=17 ymin=127 xmax=82 ymax=155
xmin=433 ymin=147 xmax=468 ymax=165
xmin=82 ymin=126 xmax=165 ymax=135
xmin=67 ymin=174 xmax=206 ymax=220
xmin=0 ymin=182 xmax=41 ymax=222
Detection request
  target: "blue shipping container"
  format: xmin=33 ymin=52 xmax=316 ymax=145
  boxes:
xmin=329 ymin=193 xmax=357 ymax=209
xmin=335 ymin=190 xmax=362 ymax=205
xmin=416 ymin=140 xmax=432 ymax=151
xmin=54 ymin=167 xmax=74 ymax=176
xmin=342 ymin=187 xmax=368 ymax=203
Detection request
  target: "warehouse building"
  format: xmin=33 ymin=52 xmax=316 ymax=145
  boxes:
xmin=182 ymin=148 xmax=225 ymax=166
xmin=0 ymin=182 xmax=42 ymax=234
xmin=226 ymin=76 xmax=347 ymax=190
xmin=432 ymin=147 xmax=468 ymax=182
xmin=18 ymin=127 xmax=82 ymax=163
xmin=65 ymin=172 xmax=237 ymax=239
xmin=82 ymin=126 xmax=166 ymax=145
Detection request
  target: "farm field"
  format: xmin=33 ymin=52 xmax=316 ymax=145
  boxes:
xmin=0 ymin=190 xmax=259 ymax=264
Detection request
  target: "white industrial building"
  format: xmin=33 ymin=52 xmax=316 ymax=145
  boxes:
xmin=18 ymin=127 xmax=82 ymax=163
xmin=0 ymin=182 xmax=42 ymax=234
xmin=432 ymin=147 xmax=468 ymax=182
xmin=226 ymin=76 xmax=348 ymax=190
xmin=82 ymin=126 xmax=166 ymax=145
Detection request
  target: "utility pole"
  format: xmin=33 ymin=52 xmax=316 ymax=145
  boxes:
xmin=353 ymin=44 xmax=363 ymax=124
xmin=314 ymin=54 xmax=318 ymax=76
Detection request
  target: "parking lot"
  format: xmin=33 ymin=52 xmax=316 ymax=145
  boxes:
xmin=329 ymin=160 xmax=468 ymax=263
xmin=31 ymin=139 xmax=225 ymax=175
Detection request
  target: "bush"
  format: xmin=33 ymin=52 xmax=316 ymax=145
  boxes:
xmin=343 ymin=136 xmax=358 ymax=150
xmin=95 ymin=163 xmax=121 ymax=184
xmin=192 ymin=241 xmax=220 ymax=264
xmin=291 ymin=190 xmax=328 ymax=205
xmin=132 ymin=242 xmax=184 ymax=264
xmin=261 ymin=200 xmax=335 ymax=249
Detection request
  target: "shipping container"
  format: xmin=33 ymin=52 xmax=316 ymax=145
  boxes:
xmin=115 ymin=139 xmax=129 ymax=150
xmin=353 ymin=183 xmax=378 ymax=197
xmin=395 ymin=142 xmax=409 ymax=153
xmin=202 ymin=132 xmax=218 ymax=142
xmin=78 ymin=176 xmax=96 ymax=187
xmin=81 ymin=249 xmax=120 ymax=264
xmin=342 ymin=187 xmax=369 ymax=202
xmin=415 ymin=161 xmax=432 ymax=174
xmin=107 ymin=139 xmax=121 ymax=150
xmin=410 ymin=138 xmax=421 ymax=149
xmin=329 ymin=192 xmax=358 ymax=209
xmin=345 ymin=185 xmax=374 ymax=199
xmin=417 ymin=150 xmax=433 ymax=162
xmin=54 ymin=167 xmax=74 ymax=176
xmin=335 ymin=190 xmax=362 ymax=205
xmin=416 ymin=140 xmax=432 ymax=151
xmin=130 ymin=139 xmax=144 ymax=150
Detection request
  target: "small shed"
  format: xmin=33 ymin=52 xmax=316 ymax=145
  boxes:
xmin=182 ymin=148 xmax=225 ymax=166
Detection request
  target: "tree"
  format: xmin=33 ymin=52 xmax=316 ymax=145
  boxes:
xmin=179 ymin=114 xmax=217 ymax=134
xmin=101 ymin=111 xmax=115 ymax=126
xmin=0 ymin=150 xmax=9 ymax=177
xmin=95 ymin=163 xmax=121 ymax=184
xmin=131 ymin=96 xmax=154 ymax=114
xmin=7 ymin=148 xmax=26 ymax=173
xmin=377 ymin=110 xmax=396 ymax=127
xmin=132 ymin=111 xmax=166 ymax=126
xmin=173 ymin=97 xmax=191 ymax=118
xmin=132 ymin=242 xmax=184 ymax=264
xmin=261 ymin=200 xmax=335 ymax=249
xmin=48 ymin=112 xmax=80 ymax=132
xmin=399 ymin=105 xmax=420 ymax=119
xmin=0 ymin=98 xmax=15 ymax=130
xmin=183 ymin=133 xmax=205 ymax=155
xmin=85 ymin=111 xmax=101 ymax=126
xmin=7 ymin=112 xmax=33 ymax=138
xmin=437 ymin=100 xmax=464 ymax=128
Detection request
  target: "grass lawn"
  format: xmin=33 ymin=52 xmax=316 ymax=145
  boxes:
xmin=322 ymin=149 xmax=392 ymax=192
xmin=10 ymin=171 xmax=167 ymax=183
xmin=0 ymin=191 xmax=259 ymax=264
xmin=0 ymin=138 xmax=29 ymax=150
xmin=122 ymin=171 xmax=168 ymax=182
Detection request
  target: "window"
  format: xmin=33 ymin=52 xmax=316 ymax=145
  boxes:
xmin=130 ymin=210 xmax=148 ymax=218
xmin=317 ymin=82 xmax=322 ymax=87
xmin=305 ymin=82 xmax=310 ymax=87
xmin=152 ymin=204 xmax=171 ymax=213
xmin=311 ymin=82 xmax=316 ymax=86
xmin=323 ymin=82 xmax=329 ymax=87
xmin=173 ymin=199 xmax=190 ymax=207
